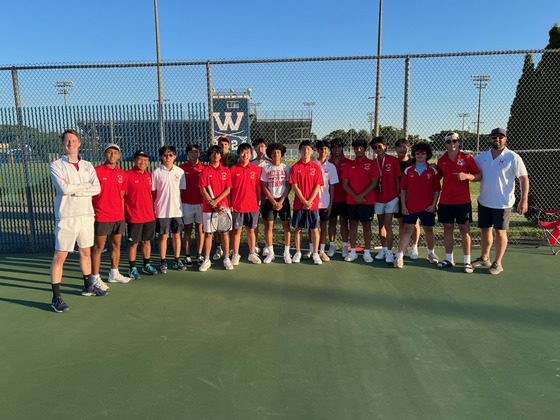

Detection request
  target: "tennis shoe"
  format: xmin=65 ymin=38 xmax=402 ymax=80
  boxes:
xmin=142 ymin=264 xmax=157 ymax=275
xmin=283 ymin=252 xmax=292 ymax=264
xmin=292 ymin=252 xmax=302 ymax=263
xmin=199 ymin=259 xmax=211 ymax=272
xmin=327 ymin=244 xmax=336 ymax=257
xmin=345 ymin=251 xmax=358 ymax=262
xmin=320 ymin=252 xmax=330 ymax=262
xmin=255 ymin=246 xmax=261 ymax=255
xmin=427 ymin=253 xmax=440 ymax=264
xmin=183 ymin=257 xmax=194 ymax=268
xmin=394 ymin=255 xmax=404 ymax=268
xmin=173 ymin=259 xmax=187 ymax=271
xmin=472 ymin=257 xmax=492 ymax=268
xmin=363 ymin=251 xmax=374 ymax=263
xmin=375 ymin=249 xmax=386 ymax=260
xmin=51 ymin=296 xmax=69 ymax=313
xmin=108 ymin=272 xmax=132 ymax=284
xmin=488 ymin=262 xmax=503 ymax=275
xmin=312 ymin=253 xmax=322 ymax=265
xmin=196 ymin=255 xmax=205 ymax=266
xmin=303 ymin=251 xmax=312 ymax=260
xmin=410 ymin=247 xmax=419 ymax=260
xmin=264 ymin=252 xmax=275 ymax=264
xmin=128 ymin=267 xmax=141 ymax=280
xmin=82 ymin=279 xmax=109 ymax=296
xmin=262 ymin=247 xmax=269 ymax=256
xmin=159 ymin=263 xmax=168 ymax=274
xmin=231 ymin=253 xmax=241 ymax=266
xmin=385 ymin=252 xmax=394 ymax=264
xmin=213 ymin=247 xmax=224 ymax=260
xmin=248 ymin=253 xmax=262 ymax=264
xmin=223 ymin=257 xmax=234 ymax=270
xmin=92 ymin=276 xmax=110 ymax=291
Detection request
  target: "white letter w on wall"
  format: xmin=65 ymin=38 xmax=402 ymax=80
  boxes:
xmin=213 ymin=112 xmax=244 ymax=131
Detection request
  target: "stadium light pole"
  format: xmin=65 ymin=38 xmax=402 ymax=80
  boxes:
xmin=249 ymin=102 xmax=261 ymax=118
xmin=373 ymin=0 xmax=383 ymax=136
xmin=471 ymin=75 xmax=491 ymax=153
xmin=154 ymin=0 xmax=165 ymax=146
xmin=458 ymin=112 xmax=470 ymax=132
xmin=54 ymin=81 xmax=73 ymax=106
xmin=303 ymin=102 xmax=315 ymax=119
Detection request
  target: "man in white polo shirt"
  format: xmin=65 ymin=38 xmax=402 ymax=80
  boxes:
xmin=473 ymin=128 xmax=529 ymax=275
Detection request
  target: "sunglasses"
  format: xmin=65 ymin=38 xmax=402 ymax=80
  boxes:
xmin=445 ymin=139 xmax=459 ymax=144
xmin=491 ymin=135 xmax=506 ymax=140
xmin=414 ymin=151 xmax=427 ymax=156
xmin=162 ymin=153 xmax=175 ymax=157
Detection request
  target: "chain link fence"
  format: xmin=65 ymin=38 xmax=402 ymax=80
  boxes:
xmin=1 ymin=49 xmax=558 ymax=253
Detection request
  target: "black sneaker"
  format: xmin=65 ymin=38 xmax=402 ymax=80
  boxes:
xmin=51 ymin=296 xmax=69 ymax=313
xmin=183 ymin=256 xmax=194 ymax=268
xmin=196 ymin=255 xmax=205 ymax=266
xmin=173 ymin=259 xmax=186 ymax=271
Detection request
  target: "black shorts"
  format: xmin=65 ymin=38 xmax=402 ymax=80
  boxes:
xmin=402 ymin=211 xmax=436 ymax=227
xmin=95 ymin=220 xmax=126 ymax=236
xmin=318 ymin=208 xmax=330 ymax=222
xmin=477 ymin=202 xmax=512 ymax=230
xmin=346 ymin=204 xmax=375 ymax=223
xmin=232 ymin=211 xmax=259 ymax=229
xmin=156 ymin=217 xmax=184 ymax=234
xmin=260 ymin=198 xmax=291 ymax=222
xmin=437 ymin=203 xmax=473 ymax=224
xmin=292 ymin=209 xmax=319 ymax=229
xmin=127 ymin=221 xmax=156 ymax=243
xmin=329 ymin=201 xmax=347 ymax=219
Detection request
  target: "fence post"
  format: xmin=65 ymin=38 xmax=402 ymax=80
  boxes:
xmin=403 ymin=56 xmax=411 ymax=141
xmin=206 ymin=61 xmax=214 ymax=149
xmin=11 ymin=67 xmax=38 ymax=251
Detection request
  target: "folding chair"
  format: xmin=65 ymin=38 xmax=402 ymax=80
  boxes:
xmin=535 ymin=207 xmax=560 ymax=255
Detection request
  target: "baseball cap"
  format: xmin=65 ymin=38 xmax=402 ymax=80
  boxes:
xmin=217 ymin=136 xmax=230 ymax=143
xmin=133 ymin=150 xmax=149 ymax=159
xmin=490 ymin=128 xmax=507 ymax=137
xmin=103 ymin=143 xmax=121 ymax=153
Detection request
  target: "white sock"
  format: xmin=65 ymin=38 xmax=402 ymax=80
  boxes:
xmin=364 ymin=249 xmax=371 ymax=254
xmin=330 ymin=241 xmax=335 ymax=247
xmin=350 ymin=248 xmax=356 ymax=254
xmin=268 ymin=246 xmax=274 ymax=254
xmin=395 ymin=252 xmax=404 ymax=259
xmin=382 ymin=246 xmax=388 ymax=252
xmin=446 ymin=254 xmax=453 ymax=263
xmin=309 ymin=244 xmax=313 ymax=253
xmin=428 ymin=249 xmax=435 ymax=255
xmin=342 ymin=242 xmax=348 ymax=249
xmin=319 ymin=244 xmax=325 ymax=253
xmin=284 ymin=246 xmax=290 ymax=254
xmin=464 ymin=255 xmax=471 ymax=264
xmin=110 ymin=268 xmax=119 ymax=277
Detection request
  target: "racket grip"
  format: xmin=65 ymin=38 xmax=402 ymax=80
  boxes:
xmin=207 ymin=186 xmax=215 ymax=199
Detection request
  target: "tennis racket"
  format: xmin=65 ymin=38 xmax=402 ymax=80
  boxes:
xmin=207 ymin=186 xmax=232 ymax=233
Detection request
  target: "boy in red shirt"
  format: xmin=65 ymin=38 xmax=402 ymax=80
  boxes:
xmin=394 ymin=142 xmax=441 ymax=268
xmin=289 ymin=140 xmax=324 ymax=265
xmin=230 ymin=143 xmax=262 ymax=265
xmin=327 ymin=138 xmax=351 ymax=258
xmin=436 ymin=132 xmax=481 ymax=273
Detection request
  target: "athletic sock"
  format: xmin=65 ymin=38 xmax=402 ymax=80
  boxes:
xmin=52 ymin=283 xmax=61 ymax=298
xmin=83 ymin=274 xmax=92 ymax=288
xmin=129 ymin=260 xmax=136 ymax=268
xmin=446 ymin=253 xmax=454 ymax=263
xmin=109 ymin=268 xmax=119 ymax=277
xmin=464 ymin=255 xmax=471 ymax=264
xmin=284 ymin=246 xmax=290 ymax=254
xmin=319 ymin=244 xmax=325 ymax=253
xmin=428 ymin=249 xmax=435 ymax=255
xmin=143 ymin=258 xmax=151 ymax=266
xmin=160 ymin=259 xmax=166 ymax=266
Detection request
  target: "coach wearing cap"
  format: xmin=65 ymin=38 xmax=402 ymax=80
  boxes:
xmin=473 ymin=128 xmax=529 ymax=275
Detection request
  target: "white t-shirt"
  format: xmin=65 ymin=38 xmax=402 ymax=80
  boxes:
xmin=475 ymin=147 xmax=528 ymax=209
xmin=261 ymin=162 xmax=290 ymax=199
xmin=316 ymin=160 xmax=339 ymax=209
xmin=151 ymin=164 xmax=186 ymax=218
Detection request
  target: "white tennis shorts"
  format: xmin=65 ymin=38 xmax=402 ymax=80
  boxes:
xmin=54 ymin=216 xmax=95 ymax=252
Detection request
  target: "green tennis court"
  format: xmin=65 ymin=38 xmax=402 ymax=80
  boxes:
xmin=1 ymin=245 xmax=559 ymax=419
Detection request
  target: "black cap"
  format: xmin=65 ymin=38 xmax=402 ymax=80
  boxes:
xmin=490 ymin=128 xmax=507 ymax=137
xmin=133 ymin=150 xmax=150 ymax=159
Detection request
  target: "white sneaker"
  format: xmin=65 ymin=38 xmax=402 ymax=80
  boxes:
xmin=263 ymin=252 xmax=275 ymax=264
xmin=363 ymin=251 xmax=374 ymax=263
xmin=283 ymin=252 xmax=292 ymax=264
xmin=394 ymin=255 xmax=404 ymax=268
xmin=262 ymin=247 xmax=269 ymax=256
xmin=255 ymin=246 xmax=261 ymax=255
xmin=410 ymin=248 xmax=419 ymax=260
xmin=231 ymin=253 xmax=241 ymax=266
xmin=345 ymin=252 xmax=358 ymax=262
xmin=108 ymin=272 xmax=131 ymax=284
xmin=375 ymin=249 xmax=386 ymax=260
xmin=427 ymin=253 xmax=440 ymax=264
xmin=248 ymin=253 xmax=262 ymax=264
xmin=92 ymin=276 xmax=110 ymax=291
xmin=385 ymin=252 xmax=394 ymax=264
xmin=320 ymin=252 xmax=330 ymax=262
xmin=199 ymin=259 xmax=211 ymax=272
xmin=213 ymin=247 xmax=224 ymax=260
xmin=312 ymin=253 xmax=322 ymax=265
xmin=292 ymin=252 xmax=302 ymax=263
xmin=223 ymin=257 xmax=234 ymax=270
xmin=342 ymin=246 xmax=349 ymax=259
xmin=327 ymin=244 xmax=336 ymax=257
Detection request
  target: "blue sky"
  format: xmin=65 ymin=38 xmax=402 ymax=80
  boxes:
xmin=1 ymin=0 xmax=557 ymax=65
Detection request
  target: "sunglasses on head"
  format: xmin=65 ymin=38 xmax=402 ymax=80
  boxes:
xmin=445 ymin=139 xmax=459 ymax=144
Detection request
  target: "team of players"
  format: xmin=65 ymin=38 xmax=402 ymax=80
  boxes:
xmin=49 ymin=129 xmax=529 ymax=313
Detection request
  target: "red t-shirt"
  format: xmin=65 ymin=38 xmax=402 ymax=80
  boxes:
xmin=374 ymin=154 xmax=402 ymax=203
xmin=329 ymin=156 xmax=352 ymax=203
xmin=124 ymin=168 xmax=155 ymax=223
xmin=229 ymin=162 xmax=261 ymax=212
xmin=436 ymin=151 xmax=480 ymax=205
xmin=179 ymin=161 xmax=205 ymax=205
xmin=400 ymin=164 xmax=441 ymax=214
xmin=341 ymin=157 xmax=380 ymax=205
xmin=93 ymin=164 xmax=127 ymax=222
xmin=289 ymin=159 xmax=324 ymax=210
xmin=199 ymin=164 xmax=232 ymax=212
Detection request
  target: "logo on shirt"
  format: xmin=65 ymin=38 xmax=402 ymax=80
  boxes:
xmin=309 ymin=168 xmax=317 ymax=176
xmin=457 ymin=159 xmax=465 ymax=166
xmin=364 ymin=163 xmax=371 ymax=170
xmin=221 ymin=171 xmax=227 ymax=181
xmin=174 ymin=174 xmax=181 ymax=182
xmin=426 ymin=172 xmax=433 ymax=180
xmin=385 ymin=164 xmax=392 ymax=172
xmin=117 ymin=174 xmax=124 ymax=184
xmin=250 ymin=171 xmax=256 ymax=180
